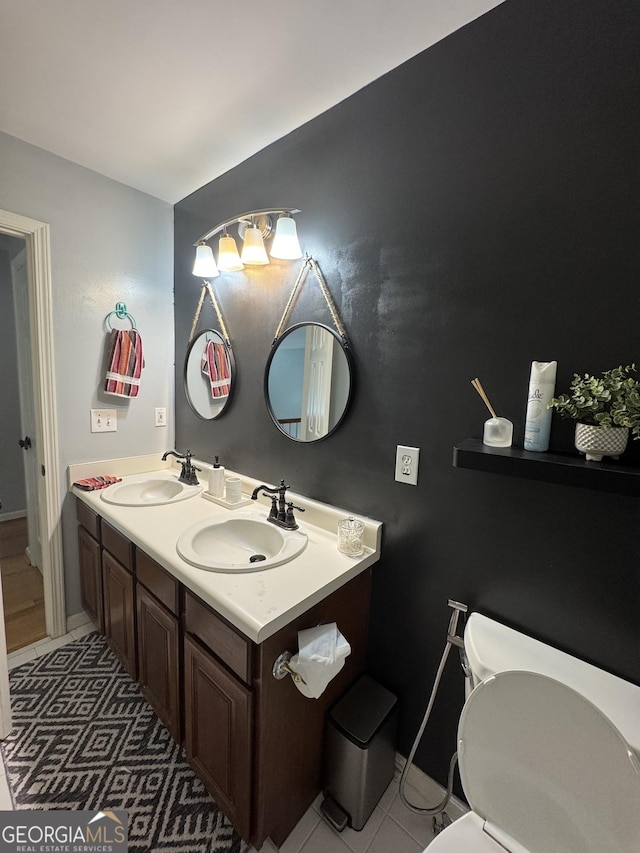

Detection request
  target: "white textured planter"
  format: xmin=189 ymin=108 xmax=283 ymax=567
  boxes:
xmin=574 ymin=423 xmax=629 ymax=462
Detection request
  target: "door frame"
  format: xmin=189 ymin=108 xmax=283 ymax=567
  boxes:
xmin=0 ymin=208 xmax=66 ymax=735
xmin=11 ymin=248 xmax=42 ymax=572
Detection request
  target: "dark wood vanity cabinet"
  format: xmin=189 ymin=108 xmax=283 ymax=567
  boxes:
xmin=102 ymin=549 xmax=136 ymax=680
xmin=77 ymin=501 xmax=104 ymax=632
xmin=182 ymin=571 xmax=371 ymax=849
xmin=77 ymin=524 xmax=103 ymax=632
xmin=136 ymin=552 xmax=181 ymax=744
xmin=184 ymin=634 xmax=253 ymax=841
xmin=76 ymin=498 xmax=372 ymax=849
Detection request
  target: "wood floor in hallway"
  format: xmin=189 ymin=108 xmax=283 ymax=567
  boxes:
xmin=0 ymin=517 xmax=46 ymax=653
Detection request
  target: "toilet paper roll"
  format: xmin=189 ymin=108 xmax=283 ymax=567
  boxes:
xmin=290 ymin=623 xmax=351 ymax=699
xmin=298 ymin=623 xmax=339 ymax=665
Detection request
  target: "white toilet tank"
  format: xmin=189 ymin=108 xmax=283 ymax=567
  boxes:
xmin=464 ymin=613 xmax=640 ymax=755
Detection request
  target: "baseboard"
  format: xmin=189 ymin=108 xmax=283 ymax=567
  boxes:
xmin=66 ymin=610 xmax=93 ymax=633
xmin=394 ymin=753 xmax=468 ymax=823
xmin=0 ymin=510 xmax=27 ymax=522
xmin=24 ymin=546 xmax=43 ymax=574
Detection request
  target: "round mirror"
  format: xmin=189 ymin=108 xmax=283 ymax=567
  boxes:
xmin=184 ymin=329 xmax=235 ymax=420
xmin=265 ymin=322 xmax=354 ymax=442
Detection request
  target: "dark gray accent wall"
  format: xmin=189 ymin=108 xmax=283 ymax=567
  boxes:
xmin=175 ymin=0 xmax=640 ymax=787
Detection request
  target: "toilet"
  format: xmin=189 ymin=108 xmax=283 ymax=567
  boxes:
xmin=425 ymin=613 xmax=640 ymax=853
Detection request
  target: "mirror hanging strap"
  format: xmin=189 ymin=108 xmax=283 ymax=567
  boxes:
xmin=189 ymin=280 xmax=231 ymax=347
xmin=272 ymin=254 xmax=349 ymax=346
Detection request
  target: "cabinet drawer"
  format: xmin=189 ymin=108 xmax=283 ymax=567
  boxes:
xmin=76 ymin=499 xmax=100 ymax=540
xmin=136 ymin=550 xmax=179 ymax=615
xmin=184 ymin=591 xmax=252 ymax=684
xmin=102 ymin=521 xmax=134 ymax=572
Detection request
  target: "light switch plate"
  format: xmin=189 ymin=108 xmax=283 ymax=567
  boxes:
xmin=155 ymin=407 xmax=167 ymax=427
xmin=395 ymin=445 xmax=419 ymax=485
xmin=91 ymin=409 xmax=117 ymax=432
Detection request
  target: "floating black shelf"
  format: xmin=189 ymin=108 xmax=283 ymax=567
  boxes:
xmin=453 ymin=438 xmax=640 ymax=497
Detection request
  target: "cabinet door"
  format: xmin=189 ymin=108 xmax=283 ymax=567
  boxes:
xmin=184 ymin=635 xmax=253 ymax=841
xmin=137 ymin=585 xmax=181 ymax=743
xmin=78 ymin=525 xmax=104 ymax=633
xmin=102 ymin=551 xmax=136 ymax=680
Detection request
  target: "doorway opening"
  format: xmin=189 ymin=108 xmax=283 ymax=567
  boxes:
xmin=0 ymin=237 xmax=46 ymax=652
xmin=0 ymin=208 xmax=66 ymax=737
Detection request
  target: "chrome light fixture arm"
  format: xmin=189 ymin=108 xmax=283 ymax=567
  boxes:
xmin=193 ymin=208 xmax=301 ymax=246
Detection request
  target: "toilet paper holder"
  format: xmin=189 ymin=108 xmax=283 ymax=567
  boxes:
xmin=272 ymin=651 xmax=307 ymax=685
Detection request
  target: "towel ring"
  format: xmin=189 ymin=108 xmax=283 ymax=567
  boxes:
xmin=105 ymin=302 xmax=137 ymax=331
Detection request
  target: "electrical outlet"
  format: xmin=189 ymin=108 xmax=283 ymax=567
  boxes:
xmin=155 ymin=407 xmax=167 ymax=427
xmin=395 ymin=445 xmax=420 ymax=485
xmin=90 ymin=409 xmax=117 ymax=433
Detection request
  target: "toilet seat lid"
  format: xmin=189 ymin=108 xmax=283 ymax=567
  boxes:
xmin=457 ymin=670 xmax=640 ymax=853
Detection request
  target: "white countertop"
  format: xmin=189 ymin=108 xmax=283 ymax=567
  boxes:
xmin=71 ymin=459 xmax=382 ymax=644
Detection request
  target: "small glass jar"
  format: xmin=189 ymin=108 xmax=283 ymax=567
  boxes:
xmin=483 ymin=417 xmax=513 ymax=448
xmin=224 ymin=476 xmax=242 ymax=503
xmin=338 ymin=516 xmax=365 ymax=557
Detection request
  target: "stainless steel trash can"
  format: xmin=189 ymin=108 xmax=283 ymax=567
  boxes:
xmin=322 ymin=674 xmax=398 ymax=831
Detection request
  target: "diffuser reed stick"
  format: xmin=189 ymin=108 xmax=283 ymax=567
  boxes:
xmin=471 ymin=377 xmax=498 ymax=419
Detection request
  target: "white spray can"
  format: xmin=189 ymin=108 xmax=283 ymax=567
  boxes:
xmin=524 ymin=361 xmax=557 ymax=452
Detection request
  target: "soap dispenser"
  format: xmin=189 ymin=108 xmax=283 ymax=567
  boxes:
xmin=208 ymin=456 xmax=225 ymax=498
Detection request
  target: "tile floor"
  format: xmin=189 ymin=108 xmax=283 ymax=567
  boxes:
xmin=244 ymin=777 xmax=439 ymax=853
xmin=2 ymin=619 xmax=449 ymax=851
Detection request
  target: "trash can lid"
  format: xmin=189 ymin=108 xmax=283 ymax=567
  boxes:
xmin=329 ymin=674 xmax=397 ymax=746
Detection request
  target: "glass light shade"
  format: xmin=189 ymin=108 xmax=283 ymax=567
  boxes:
xmin=192 ymin=243 xmax=219 ymax=278
xmin=270 ymin=215 xmax=302 ymax=260
xmin=217 ymin=234 xmax=244 ymax=271
xmin=241 ymin=226 xmax=269 ymax=265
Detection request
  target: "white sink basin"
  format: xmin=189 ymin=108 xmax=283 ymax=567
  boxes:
xmin=176 ymin=513 xmax=308 ymax=572
xmin=101 ymin=476 xmax=203 ymax=506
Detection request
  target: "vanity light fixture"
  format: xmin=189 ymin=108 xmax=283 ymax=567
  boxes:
xmin=192 ymin=208 xmax=302 ymax=275
xmin=270 ymin=214 xmax=302 ymax=260
xmin=240 ymin=222 xmax=269 ymax=265
xmin=217 ymin=230 xmax=244 ymax=271
xmin=192 ymin=242 xmax=219 ymax=278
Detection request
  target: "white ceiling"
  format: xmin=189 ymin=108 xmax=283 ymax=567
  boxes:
xmin=0 ymin=0 xmax=504 ymax=203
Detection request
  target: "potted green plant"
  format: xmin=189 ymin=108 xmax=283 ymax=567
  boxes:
xmin=548 ymin=364 xmax=640 ymax=461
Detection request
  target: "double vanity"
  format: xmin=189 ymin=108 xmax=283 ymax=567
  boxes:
xmin=72 ymin=457 xmax=381 ymax=849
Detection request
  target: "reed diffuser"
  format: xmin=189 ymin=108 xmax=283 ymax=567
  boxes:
xmin=471 ymin=378 xmax=513 ymax=447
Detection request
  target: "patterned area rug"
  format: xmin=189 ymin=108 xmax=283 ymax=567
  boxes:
xmin=1 ymin=632 xmax=242 ymax=853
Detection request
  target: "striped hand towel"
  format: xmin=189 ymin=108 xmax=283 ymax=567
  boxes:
xmin=104 ymin=329 xmax=144 ymax=397
xmin=73 ymin=476 xmax=122 ymax=491
xmin=201 ymin=339 xmax=231 ymax=399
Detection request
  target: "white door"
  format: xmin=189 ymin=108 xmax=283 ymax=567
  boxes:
xmin=300 ymin=326 xmax=335 ymax=442
xmin=12 ymin=249 xmax=41 ymax=569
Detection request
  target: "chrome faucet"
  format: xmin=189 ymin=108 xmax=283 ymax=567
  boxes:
xmin=162 ymin=449 xmax=201 ymax=485
xmin=251 ymin=479 xmax=305 ymax=530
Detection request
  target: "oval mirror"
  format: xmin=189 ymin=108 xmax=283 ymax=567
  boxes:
xmin=184 ymin=329 xmax=235 ymax=420
xmin=265 ymin=322 xmax=354 ymax=442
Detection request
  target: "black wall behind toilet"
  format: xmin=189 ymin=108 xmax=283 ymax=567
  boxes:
xmin=174 ymin=0 xmax=640 ymax=788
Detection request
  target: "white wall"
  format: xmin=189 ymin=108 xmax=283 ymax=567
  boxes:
xmin=0 ymin=131 xmax=174 ymax=615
